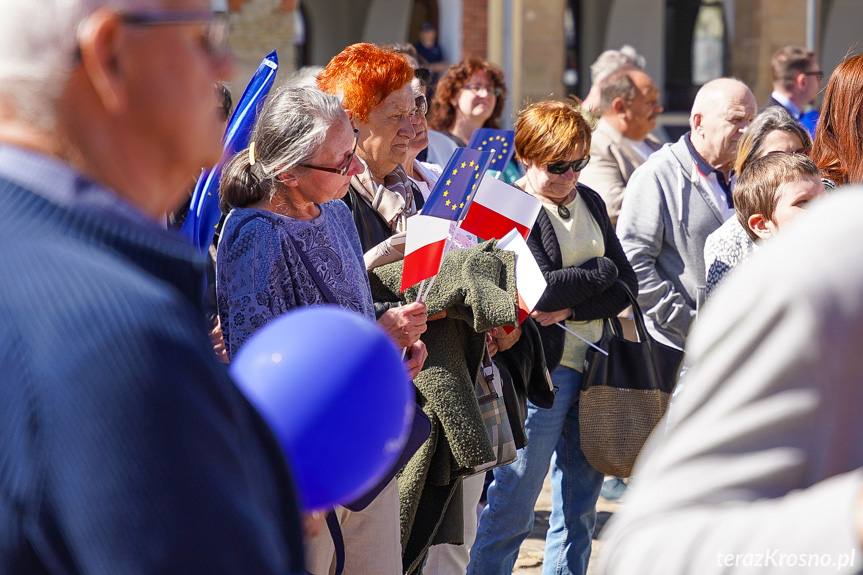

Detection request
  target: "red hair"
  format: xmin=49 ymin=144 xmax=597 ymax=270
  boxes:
xmin=514 ymin=99 xmax=591 ymax=166
xmin=811 ymin=53 xmax=863 ymax=185
xmin=317 ymin=43 xmax=414 ymax=124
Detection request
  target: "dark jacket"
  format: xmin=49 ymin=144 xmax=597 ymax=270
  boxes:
xmin=527 ymin=183 xmax=638 ymax=371
xmin=0 ymin=175 xmax=305 ymax=575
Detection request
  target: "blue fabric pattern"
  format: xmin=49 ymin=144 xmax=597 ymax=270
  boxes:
xmin=217 ymin=200 xmax=374 ymax=359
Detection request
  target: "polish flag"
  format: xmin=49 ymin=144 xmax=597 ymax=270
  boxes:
xmin=401 ymin=215 xmax=452 ymax=292
xmin=460 ymin=176 xmax=542 ymax=240
xmin=497 ymin=229 xmax=547 ymax=333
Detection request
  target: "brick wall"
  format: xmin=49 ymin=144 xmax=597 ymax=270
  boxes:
xmin=227 ymin=0 xmax=296 ymax=96
xmin=462 ymin=0 xmax=488 ymax=59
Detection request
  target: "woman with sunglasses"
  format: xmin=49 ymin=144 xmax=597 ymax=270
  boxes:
xmin=469 ymin=99 xmax=636 ymax=575
xmin=704 ymin=105 xmax=813 ymax=297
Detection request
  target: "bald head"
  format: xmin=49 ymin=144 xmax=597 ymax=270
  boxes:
xmin=689 ymin=78 xmax=756 ymax=174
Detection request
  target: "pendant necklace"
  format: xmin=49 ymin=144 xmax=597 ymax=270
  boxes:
xmin=555 ymin=196 xmax=571 ymax=220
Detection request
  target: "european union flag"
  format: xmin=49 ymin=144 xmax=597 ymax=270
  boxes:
xmin=180 ymin=51 xmax=279 ymax=253
xmin=421 ymin=147 xmax=492 ymax=221
xmin=467 ymin=128 xmax=515 ymax=173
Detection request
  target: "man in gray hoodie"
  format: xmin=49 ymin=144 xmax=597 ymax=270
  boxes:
xmin=616 ymin=78 xmax=756 ymax=349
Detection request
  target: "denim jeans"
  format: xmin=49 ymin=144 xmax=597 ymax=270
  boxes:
xmin=467 ymin=366 xmax=603 ymax=575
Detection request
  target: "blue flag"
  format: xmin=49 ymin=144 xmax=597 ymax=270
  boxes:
xmin=180 ymin=51 xmax=279 ymax=253
xmin=467 ymin=128 xmax=516 ymax=173
xmin=421 ymin=147 xmax=492 ymax=221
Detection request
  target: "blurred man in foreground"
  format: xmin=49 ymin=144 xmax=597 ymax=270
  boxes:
xmin=0 ymin=1 xmax=305 ymax=573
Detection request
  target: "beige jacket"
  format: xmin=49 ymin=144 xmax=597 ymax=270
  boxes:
xmin=578 ymin=118 xmax=662 ymax=227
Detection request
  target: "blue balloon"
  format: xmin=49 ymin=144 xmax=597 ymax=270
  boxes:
xmin=230 ymin=305 xmax=413 ymax=512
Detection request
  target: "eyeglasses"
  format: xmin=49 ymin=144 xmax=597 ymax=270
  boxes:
xmin=120 ymin=10 xmax=231 ymax=55
xmin=547 ymin=155 xmax=591 ymax=174
xmin=767 ymin=148 xmax=810 ymax=157
xmin=414 ymin=68 xmax=431 ymax=84
xmin=464 ymin=83 xmax=502 ymax=97
xmin=413 ymin=94 xmax=428 ymax=117
xmin=802 ymin=70 xmax=824 ymax=81
xmin=296 ymin=129 xmax=360 ymax=175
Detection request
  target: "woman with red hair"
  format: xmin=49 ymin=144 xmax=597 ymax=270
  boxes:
xmin=810 ymin=53 xmax=863 ymax=186
xmin=426 ymin=58 xmax=520 ymax=182
xmin=313 ymin=42 xmax=427 ymax=575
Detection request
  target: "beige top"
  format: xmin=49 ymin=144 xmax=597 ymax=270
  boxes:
xmin=545 ymin=192 xmax=605 ymax=371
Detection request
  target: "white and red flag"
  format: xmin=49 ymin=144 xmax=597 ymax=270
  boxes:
xmin=497 ymin=229 xmax=547 ymax=332
xmin=400 ymin=215 xmax=452 ymax=293
xmin=460 ymin=175 xmax=542 ymax=240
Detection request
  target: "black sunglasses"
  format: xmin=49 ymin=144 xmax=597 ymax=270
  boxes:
xmin=414 ymin=67 xmax=431 ymax=84
xmin=296 ymin=129 xmax=360 ymax=176
xmin=547 ymin=155 xmax=590 ymax=174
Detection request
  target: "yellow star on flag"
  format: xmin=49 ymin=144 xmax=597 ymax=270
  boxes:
xmin=445 ymin=199 xmax=451 ymax=206
xmin=452 ymin=168 xmax=458 ymax=175
xmin=446 ymin=179 xmax=452 ymax=186
xmin=461 ymin=162 xmax=467 ymax=168
xmin=451 ymin=204 xmax=457 ymax=210
xmin=469 ymin=160 xmax=475 ymax=167
xmin=459 ymin=203 xmax=465 ymax=208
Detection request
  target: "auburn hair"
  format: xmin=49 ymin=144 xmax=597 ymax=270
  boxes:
xmin=317 ymin=43 xmax=414 ymax=124
xmin=514 ymin=99 xmax=591 ymax=167
xmin=811 ymin=53 xmax=863 ymax=186
xmin=428 ymin=58 xmax=507 ymax=132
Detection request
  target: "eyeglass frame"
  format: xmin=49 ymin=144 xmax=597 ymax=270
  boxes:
xmin=295 ymin=128 xmax=360 ymax=176
xmin=767 ymin=148 xmax=810 ymax=157
xmin=118 ymin=10 xmax=231 ymax=55
xmin=413 ymin=94 xmax=428 ymax=117
xmin=547 ymin=155 xmax=591 ymax=175
xmin=463 ymin=83 xmax=502 ymax=98
xmin=414 ymin=67 xmax=431 ymax=84
xmin=802 ymin=70 xmax=824 ymax=82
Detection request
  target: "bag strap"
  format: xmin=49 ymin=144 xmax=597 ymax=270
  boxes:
xmin=285 ymin=232 xmax=340 ymax=305
xmin=615 ymin=280 xmax=652 ymax=344
xmin=324 ymin=511 xmax=345 ymax=575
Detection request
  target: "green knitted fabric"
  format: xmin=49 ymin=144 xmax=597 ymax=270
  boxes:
xmin=369 ymin=240 xmax=518 ymax=574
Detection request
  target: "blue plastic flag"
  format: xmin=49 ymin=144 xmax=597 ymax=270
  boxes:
xmin=180 ymin=51 xmax=279 ymax=253
xmin=421 ymin=147 xmax=492 ymax=221
xmin=467 ymin=128 xmax=515 ymax=173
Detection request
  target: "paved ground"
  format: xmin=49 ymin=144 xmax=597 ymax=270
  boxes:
xmin=511 ymin=474 xmax=621 ymax=575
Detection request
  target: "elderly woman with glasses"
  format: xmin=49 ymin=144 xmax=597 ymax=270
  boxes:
xmin=468 ymin=99 xmax=637 ymax=575
xmin=426 ymin=59 xmax=520 ymax=182
xmin=216 ymin=82 xmax=425 ymax=575
xmin=704 ymin=105 xmax=815 ymax=297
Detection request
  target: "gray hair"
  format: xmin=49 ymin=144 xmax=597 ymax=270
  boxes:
xmin=0 ymin=0 xmax=154 ymax=131
xmin=599 ymin=70 xmax=638 ymax=113
xmin=733 ymin=106 xmax=812 ymax=175
xmin=219 ymin=82 xmax=346 ymax=211
xmin=590 ymin=45 xmax=646 ymax=85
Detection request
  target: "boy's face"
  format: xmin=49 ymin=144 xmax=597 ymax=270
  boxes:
xmin=757 ymin=175 xmax=825 ymax=239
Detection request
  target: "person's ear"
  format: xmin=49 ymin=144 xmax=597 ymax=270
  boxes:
xmin=793 ymin=72 xmax=807 ymax=92
xmin=76 ymin=9 xmax=125 ymax=113
xmin=276 ymin=170 xmax=299 ymax=187
xmin=691 ymin=112 xmax=705 ymax=136
xmin=612 ymin=98 xmax=627 ymax=116
xmin=748 ymin=213 xmax=773 ymax=240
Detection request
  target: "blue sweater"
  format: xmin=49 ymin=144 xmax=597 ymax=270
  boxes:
xmin=0 ymin=156 xmax=304 ymax=574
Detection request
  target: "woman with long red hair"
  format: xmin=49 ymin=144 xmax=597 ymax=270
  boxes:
xmin=810 ymin=53 xmax=863 ymax=186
